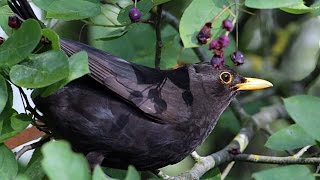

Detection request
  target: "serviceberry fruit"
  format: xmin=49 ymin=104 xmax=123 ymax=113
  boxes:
xmin=218 ymin=35 xmax=230 ymax=48
xmin=8 ymin=16 xmax=21 ymax=29
xmin=230 ymin=50 xmax=245 ymax=66
xmin=209 ymin=39 xmax=221 ymax=50
xmin=40 ymin=36 xmax=51 ymax=45
xmin=129 ymin=7 xmax=142 ymax=23
xmin=211 ymin=55 xmax=224 ymax=69
xmin=197 ymin=22 xmax=212 ymax=44
xmin=0 ymin=37 xmax=5 ymax=45
xmin=222 ymin=19 xmax=233 ymax=32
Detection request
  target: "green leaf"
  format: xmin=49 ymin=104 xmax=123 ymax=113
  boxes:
xmin=252 ymin=165 xmax=314 ymax=180
xmin=0 ymin=113 xmax=32 ymax=143
xmin=42 ymin=28 xmax=61 ymax=50
xmin=281 ymin=3 xmax=320 ymax=14
xmin=15 ymin=175 xmax=30 ymax=180
xmin=24 ymin=148 xmax=45 ymax=180
xmin=284 ymin=95 xmax=320 ymax=142
xmin=0 ymin=5 xmax=13 ymax=36
xmin=0 ymin=144 xmax=18 ymax=180
xmin=179 ymin=0 xmax=229 ymax=48
xmin=104 ymin=168 xmax=127 ymax=179
xmin=117 ymin=0 xmax=153 ymax=24
xmin=10 ymin=50 xmax=69 ymax=88
xmin=153 ymin=0 xmax=172 ymax=6
xmin=245 ymin=0 xmax=302 ymax=9
xmin=0 ymin=74 xmax=7 ymax=114
xmin=92 ymin=166 xmax=109 ymax=180
xmin=41 ymin=140 xmax=91 ymax=180
xmin=33 ymin=0 xmax=101 ymax=20
xmin=124 ymin=165 xmax=140 ymax=180
xmin=95 ymin=29 xmax=128 ymax=41
xmin=265 ymin=124 xmax=316 ymax=151
xmin=40 ymin=51 xmax=89 ymax=97
xmin=200 ymin=167 xmax=221 ymax=180
xmin=0 ymin=19 xmax=41 ymax=67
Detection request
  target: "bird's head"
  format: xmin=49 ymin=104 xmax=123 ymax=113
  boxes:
xmin=188 ymin=63 xmax=273 ymax=111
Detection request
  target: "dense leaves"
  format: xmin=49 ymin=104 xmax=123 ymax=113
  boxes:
xmin=245 ymin=0 xmax=302 ymax=9
xmin=0 ymin=19 xmax=41 ymax=67
xmin=0 ymin=75 xmax=7 ymax=114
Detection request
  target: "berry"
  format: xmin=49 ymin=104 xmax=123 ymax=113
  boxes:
xmin=218 ymin=35 xmax=230 ymax=48
xmin=0 ymin=37 xmax=5 ymax=45
xmin=211 ymin=55 xmax=224 ymax=69
xmin=8 ymin=16 xmax=21 ymax=29
xmin=209 ymin=39 xmax=221 ymax=50
xmin=197 ymin=22 xmax=212 ymax=44
xmin=129 ymin=7 xmax=142 ymax=23
xmin=222 ymin=19 xmax=233 ymax=32
xmin=40 ymin=36 xmax=51 ymax=45
xmin=214 ymin=49 xmax=224 ymax=57
xmin=230 ymin=50 xmax=245 ymax=66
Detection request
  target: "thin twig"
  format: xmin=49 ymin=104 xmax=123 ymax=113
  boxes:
xmin=154 ymin=5 xmax=163 ymax=69
xmin=15 ymin=135 xmax=50 ymax=159
xmin=232 ymin=153 xmax=320 ymax=164
xmin=221 ymin=161 xmax=235 ymax=180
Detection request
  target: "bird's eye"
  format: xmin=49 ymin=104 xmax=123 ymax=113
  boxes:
xmin=219 ymin=72 xmax=233 ymax=84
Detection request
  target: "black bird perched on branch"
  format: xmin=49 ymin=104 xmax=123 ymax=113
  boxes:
xmin=8 ymin=0 xmax=272 ymax=170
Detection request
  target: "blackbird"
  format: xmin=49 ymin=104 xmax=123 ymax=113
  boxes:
xmin=8 ymin=0 xmax=273 ymax=170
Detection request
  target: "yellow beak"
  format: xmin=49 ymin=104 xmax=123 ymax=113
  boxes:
xmin=234 ymin=78 xmax=273 ymax=91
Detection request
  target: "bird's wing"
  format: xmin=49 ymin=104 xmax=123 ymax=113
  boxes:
xmin=60 ymin=39 xmax=193 ymax=123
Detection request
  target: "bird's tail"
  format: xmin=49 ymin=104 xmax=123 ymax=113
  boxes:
xmin=8 ymin=0 xmax=42 ymax=23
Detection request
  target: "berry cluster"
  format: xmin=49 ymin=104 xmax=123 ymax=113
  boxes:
xmin=129 ymin=0 xmax=142 ymax=23
xmin=197 ymin=18 xmax=245 ymax=69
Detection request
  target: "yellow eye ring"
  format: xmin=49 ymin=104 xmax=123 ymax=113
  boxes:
xmin=220 ymin=72 xmax=233 ymax=84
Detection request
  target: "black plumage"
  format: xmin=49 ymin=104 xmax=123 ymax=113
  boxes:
xmin=8 ymin=0 xmax=273 ymax=170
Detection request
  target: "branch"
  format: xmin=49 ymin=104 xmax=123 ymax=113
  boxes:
xmin=155 ymin=5 xmax=163 ymax=69
xmin=173 ymin=104 xmax=288 ymax=179
xmin=161 ymin=10 xmax=208 ymax=62
xmin=232 ymin=153 xmax=320 ymax=164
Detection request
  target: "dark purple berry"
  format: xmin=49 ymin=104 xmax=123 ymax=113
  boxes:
xmin=209 ymin=39 xmax=221 ymax=50
xmin=8 ymin=16 xmax=21 ymax=29
xmin=40 ymin=36 xmax=51 ymax=45
xmin=211 ymin=55 xmax=224 ymax=69
xmin=222 ymin=19 xmax=233 ymax=32
xmin=129 ymin=7 xmax=142 ymax=23
xmin=197 ymin=22 xmax=212 ymax=44
xmin=218 ymin=35 xmax=230 ymax=48
xmin=230 ymin=50 xmax=245 ymax=66
xmin=0 ymin=37 xmax=5 ymax=45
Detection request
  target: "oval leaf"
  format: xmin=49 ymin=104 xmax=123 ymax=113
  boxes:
xmin=33 ymin=0 xmax=101 ymax=20
xmin=284 ymin=95 xmax=320 ymax=142
xmin=41 ymin=140 xmax=90 ymax=180
xmin=265 ymin=124 xmax=316 ymax=151
xmin=252 ymin=165 xmax=314 ymax=180
xmin=10 ymin=50 xmax=69 ymax=88
xmin=92 ymin=166 xmax=108 ymax=180
xmin=245 ymin=0 xmax=302 ymax=9
xmin=0 ymin=144 xmax=18 ymax=179
xmin=0 ymin=75 xmax=7 ymax=114
xmin=0 ymin=19 xmax=41 ymax=67
xmin=179 ymin=0 xmax=229 ymax=48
